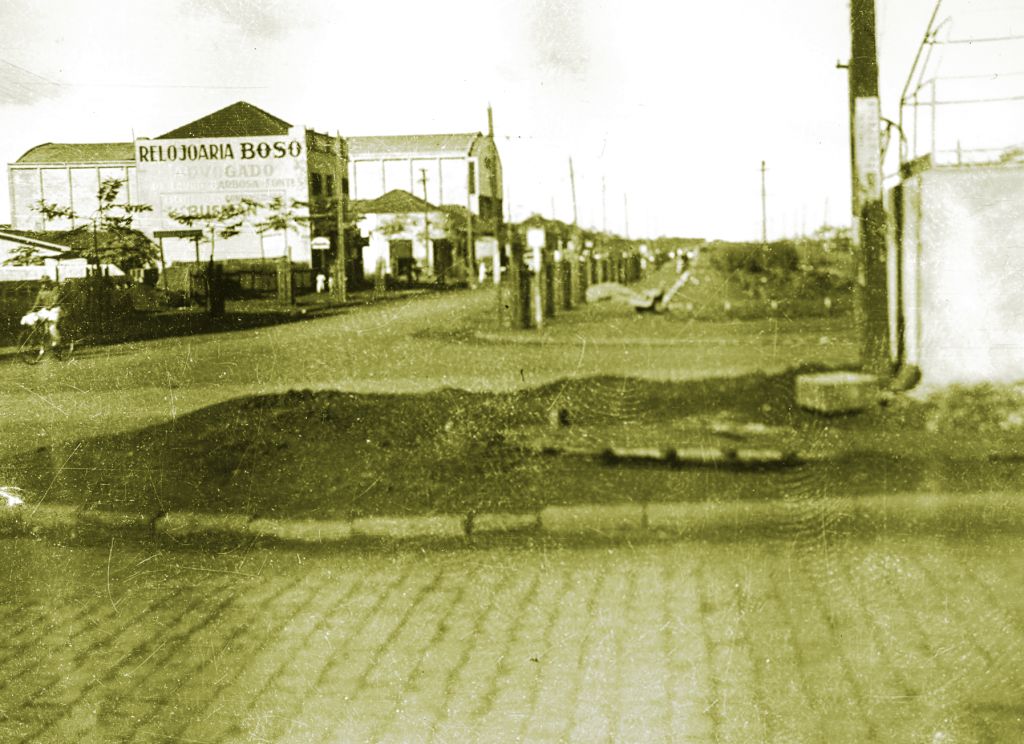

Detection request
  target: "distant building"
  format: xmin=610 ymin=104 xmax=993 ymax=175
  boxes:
xmin=8 ymin=143 xmax=137 ymax=232
xmin=347 ymin=108 xmax=503 ymax=250
xmin=352 ymin=190 xmax=459 ymax=283
xmin=8 ymin=102 xmax=349 ymax=275
xmin=7 ymin=102 xmax=504 ymax=281
xmin=0 ymin=229 xmax=131 ymax=281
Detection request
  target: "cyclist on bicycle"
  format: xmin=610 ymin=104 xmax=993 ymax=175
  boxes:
xmin=23 ymin=277 xmax=64 ymax=349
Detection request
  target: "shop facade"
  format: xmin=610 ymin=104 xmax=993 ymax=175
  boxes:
xmin=8 ymin=102 xmax=349 ymax=276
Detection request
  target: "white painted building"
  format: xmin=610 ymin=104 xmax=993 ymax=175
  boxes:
xmin=8 ymin=143 xmax=137 ymax=232
xmin=0 ymin=230 xmax=123 ymax=281
xmin=348 ymin=120 xmax=503 ymax=233
xmin=7 ymin=102 xmax=349 ymax=274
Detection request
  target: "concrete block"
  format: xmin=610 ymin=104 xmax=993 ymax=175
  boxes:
xmin=248 ymin=518 xmax=352 ymax=542
xmin=540 ymin=503 xmax=644 ymax=534
xmin=471 ymin=512 xmax=539 ymax=535
xmin=350 ymin=514 xmax=466 ymax=540
xmin=796 ymin=371 xmax=879 ymax=414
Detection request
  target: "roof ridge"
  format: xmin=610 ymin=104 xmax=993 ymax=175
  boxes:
xmin=158 ymin=101 xmax=292 ymax=139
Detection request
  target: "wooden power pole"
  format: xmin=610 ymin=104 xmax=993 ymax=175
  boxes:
xmin=760 ymin=160 xmax=767 ymax=246
xmin=849 ymin=0 xmax=890 ymax=376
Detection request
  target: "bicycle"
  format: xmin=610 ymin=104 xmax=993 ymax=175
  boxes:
xmin=17 ymin=308 xmax=75 ymax=364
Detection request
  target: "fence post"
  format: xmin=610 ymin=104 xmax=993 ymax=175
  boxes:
xmin=499 ymin=227 xmax=530 ymax=329
xmin=374 ymin=257 xmax=387 ymax=300
xmin=209 ymin=263 xmax=225 ymax=317
xmin=276 ymin=256 xmax=293 ymax=305
xmin=577 ymin=251 xmax=589 ymax=304
xmin=563 ymin=245 xmax=576 ymax=310
xmin=543 ymin=254 xmax=557 ymax=319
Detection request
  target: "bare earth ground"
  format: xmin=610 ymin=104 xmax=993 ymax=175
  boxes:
xmin=1 ymin=264 xmax=1021 ymax=519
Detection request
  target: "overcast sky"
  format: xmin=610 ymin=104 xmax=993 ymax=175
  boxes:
xmin=1 ymin=0 xmax=1021 ymax=240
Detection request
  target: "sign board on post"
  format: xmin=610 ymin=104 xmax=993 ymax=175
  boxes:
xmin=854 ymin=96 xmax=883 ymax=202
xmin=311 ymin=236 xmax=330 ymax=251
xmin=526 ymin=227 xmax=546 ymax=273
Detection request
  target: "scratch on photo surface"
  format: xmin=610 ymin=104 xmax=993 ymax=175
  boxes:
xmin=107 ymin=537 xmax=120 ymax=615
xmin=547 ymin=334 xmax=588 ymax=414
xmin=29 ymin=441 xmax=83 ymax=515
xmin=16 ymin=382 xmax=67 ymax=415
xmin=181 ymin=565 xmax=263 ymax=578
xmin=127 ymin=640 xmax=167 ymax=677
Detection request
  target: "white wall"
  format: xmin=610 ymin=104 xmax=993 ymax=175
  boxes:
xmin=357 ymin=211 xmax=446 ymax=276
xmin=134 ymin=126 xmax=313 ymax=265
xmin=9 ymin=164 xmax=136 ymax=230
xmin=898 ymin=164 xmax=1024 ymax=388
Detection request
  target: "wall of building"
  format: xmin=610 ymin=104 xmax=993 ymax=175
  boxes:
xmin=9 ymin=162 xmax=137 ymax=230
xmin=896 ymin=164 xmax=1024 ymax=388
xmin=134 ymin=127 xmax=313 ymax=265
xmin=304 ymin=130 xmax=348 ymax=271
xmin=349 ymin=136 xmax=502 ymax=222
xmin=358 ymin=211 xmax=446 ymax=277
xmin=351 ymin=156 xmax=471 ymax=206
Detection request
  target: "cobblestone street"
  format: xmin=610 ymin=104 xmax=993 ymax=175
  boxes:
xmin=1 ymin=531 xmax=1022 ymax=743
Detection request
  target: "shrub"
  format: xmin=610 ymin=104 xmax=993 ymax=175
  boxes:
xmin=709 ymin=240 xmax=799 ymax=275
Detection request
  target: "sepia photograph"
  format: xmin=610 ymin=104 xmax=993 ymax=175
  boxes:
xmin=1 ymin=0 xmax=1023 ymax=740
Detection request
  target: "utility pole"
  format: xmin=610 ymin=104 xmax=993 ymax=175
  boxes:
xmin=623 ymin=193 xmax=629 ymax=239
xmin=419 ymin=168 xmax=432 ymax=274
xmin=849 ymin=0 xmax=889 ymax=376
xmin=601 ymin=176 xmax=607 ymax=234
xmin=760 ymin=160 xmax=768 ymax=246
xmin=333 ymin=132 xmax=348 ymax=302
xmin=568 ymin=157 xmax=582 ymax=304
xmin=568 ymin=158 xmax=579 ymax=226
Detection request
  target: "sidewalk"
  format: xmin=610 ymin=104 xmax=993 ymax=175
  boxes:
xmin=4 ymin=490 xmax=1023 ymax=546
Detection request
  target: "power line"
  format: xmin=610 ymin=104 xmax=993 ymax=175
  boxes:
xmin=1 ymin=56 xmax=265 ymax=90
xmin=936 ymin=34 xmax=1024 ymax=44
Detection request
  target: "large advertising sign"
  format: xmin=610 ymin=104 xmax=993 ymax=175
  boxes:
xmin=134 ymin=131 xmax=310 ymax=263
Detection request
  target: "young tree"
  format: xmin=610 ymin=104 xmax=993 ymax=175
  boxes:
xmin=29 ymin=178 xmax=155 ymax=270
xmin=167 ymin=199 xmax=258 ymax=263
xmin=252 ymin=196 xmax=310 ymax=262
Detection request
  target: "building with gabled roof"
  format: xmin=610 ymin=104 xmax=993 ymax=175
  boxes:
xmin=347 ymin=109 xmax=503 ymax=237
xmin=350 ymin=189 xmax=464 ymax=283
xmin=0 ymin=228 xmax=128 ymax=281
xmin=157 ymin=101 xmax=292 ymax=140
xmin=8 ymin=101 xmax=350 ymax=276
xmin=351 ymin=188 xmax=437 ymax=215
xmin=7 ymin=102 xmax=503 ymax=285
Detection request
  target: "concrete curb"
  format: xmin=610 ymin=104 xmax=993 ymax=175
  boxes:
xmin=3 ymin=492 xmax=1023 ymax=546
xmin=529 ymin=443 xmax=806 ymax=468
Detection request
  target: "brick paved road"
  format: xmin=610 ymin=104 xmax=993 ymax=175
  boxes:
xmin=1 ymin=532 xmax=1022 ymax=743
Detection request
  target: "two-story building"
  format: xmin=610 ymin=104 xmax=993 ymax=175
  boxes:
xmin=347 ymin=111 xmax=503 ymax=267
xmin=8 ymin=102 xmax=349 ymax=276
